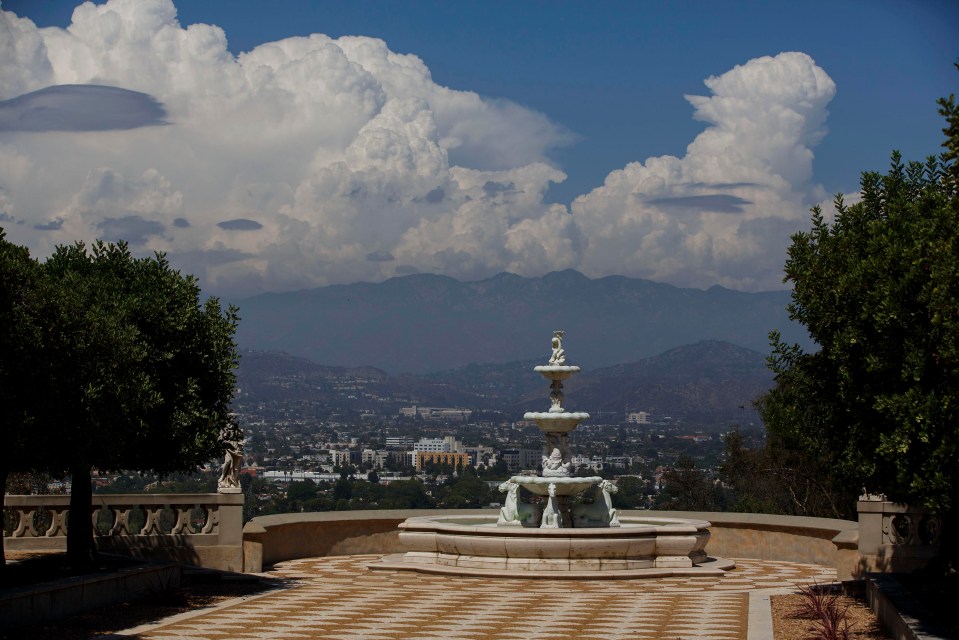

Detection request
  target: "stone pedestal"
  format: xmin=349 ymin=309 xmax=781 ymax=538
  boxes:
xmin=855 ymin=498 xmax=941 ymax=575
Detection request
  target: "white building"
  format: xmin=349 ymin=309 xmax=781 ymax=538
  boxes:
xmin=329 ymin=449 xmax=352 ymax=468
xmin=413 ymin=436 xmax=464 ymax=453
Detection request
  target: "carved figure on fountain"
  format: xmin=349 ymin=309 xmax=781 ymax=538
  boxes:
xmin=497 ymin=480 xmax=542 ymax=526
xmin=549 ymin=330 xmax=566 ymax=365
xmin=572 ymin=479 xmax=621 ymax=527
xmin=541 ymin=433 xmax=572 ymax=477
xmin=541 ymin=482 xmax=561 ymax=528
xmin=549 ymin=379 xmax=565 ymax=412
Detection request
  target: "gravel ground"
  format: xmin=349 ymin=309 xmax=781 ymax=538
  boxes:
xmin=772 ymin=592 xmax=890 ymax=640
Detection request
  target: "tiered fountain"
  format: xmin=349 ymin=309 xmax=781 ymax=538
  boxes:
xmin=497 ymin=330 xmax=617 ymax=529
xmin=373 ymin=332 xmax=733 ymax=578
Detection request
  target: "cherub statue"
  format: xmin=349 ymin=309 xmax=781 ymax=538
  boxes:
xmin=548 ymin=330 xmax=566 ymax=365
xmin=541 ymin=434 xmax=572 ymax=477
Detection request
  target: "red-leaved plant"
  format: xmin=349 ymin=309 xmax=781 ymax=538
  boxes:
xmin=795 ymin=582 xmax=855 ymax=640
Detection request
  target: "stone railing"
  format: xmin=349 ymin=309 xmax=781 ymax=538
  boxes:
xmin=3 ymin=493 xmax=243 ymax=572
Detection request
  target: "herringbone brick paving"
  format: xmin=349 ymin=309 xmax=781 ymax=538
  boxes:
xmin=131 ymin=554 xmax=836 ymax=640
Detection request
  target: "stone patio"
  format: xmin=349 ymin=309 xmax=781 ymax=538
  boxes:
xmin=114 ymin=554 xmax=836 ymax=640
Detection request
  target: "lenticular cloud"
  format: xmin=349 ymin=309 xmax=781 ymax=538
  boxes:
xmin=0 ymin=0 xmax=836 ymax=295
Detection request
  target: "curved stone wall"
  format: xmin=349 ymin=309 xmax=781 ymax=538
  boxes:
xmin=242 ymin=509 xmax=858 ymax=576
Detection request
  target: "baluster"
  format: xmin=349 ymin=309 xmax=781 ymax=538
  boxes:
xmin=112 ymin=507 xmax=131 ymax=535
xmin=13 ymin=509 xmax=35 ymax=537
xmin=46 ymin=507 xmax=69 ymax=537
xmin=140 ymin=505 xmax=167 ymax=535
xmin=201 ymin=506 xmax=219 ymax=534
xmin=171 ymin=505 xmax=191 ymax=534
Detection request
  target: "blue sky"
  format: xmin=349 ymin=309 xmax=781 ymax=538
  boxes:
xmin=0 ymin=0 xmax=956 ymax=295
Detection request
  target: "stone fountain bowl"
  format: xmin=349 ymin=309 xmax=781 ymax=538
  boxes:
xmin=532 ymin=365 xmax=580 ymax=380
xmin=524 ymin=412 xmax=590 ymax=433
xmin=508 ymin=475 xmax=602 ymax=496
xmin=371 ymin=513 xmax=733 ymax=578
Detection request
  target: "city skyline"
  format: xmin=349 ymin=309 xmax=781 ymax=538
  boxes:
xmin=1 ymin=0 xmax=956 ymax=296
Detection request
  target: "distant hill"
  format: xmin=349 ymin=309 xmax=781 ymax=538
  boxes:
xmin=236 ymin=341 xmax=773 ymax=425
xmin=230 ymin=269 xmax=809 ymax=375
xmin=558 ymin=341 xmax=772 ymax=425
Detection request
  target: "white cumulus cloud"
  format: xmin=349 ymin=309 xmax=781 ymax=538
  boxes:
xmin=572 ymin=52 xmax=836 ymax=290
xmin=0 ymin=0 xmax=836 ymax=295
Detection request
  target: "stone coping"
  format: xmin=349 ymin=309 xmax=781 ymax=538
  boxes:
xmin=866 ymin=575 xmax=955 ymax=640
xmin=244 ymin=509 xmax=855 ymax=540
xmin=650 ymin=509 xmax=858 ymax=536
xmin=4 ymin=492 xmax=244 ymax=506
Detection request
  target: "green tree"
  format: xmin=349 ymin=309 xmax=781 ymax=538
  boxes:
xmin=441 ymin=467 xmax=492 ymax=508
xmin=42 ymin=241 xmax=241 ymax=565
xmin=759 ymin=89 xmax=959 ymax=527
xmin=720 ymin=429 xmax=844 ymax=517
xmin=0 ymin=230 xmax=51 ymax=572
xmin=612 ymin=475 xmax=647 ymax=510
xmin=287 ymin=479 xmax=319 ymax=504
xmin=654 ymin=455 xmax=722 ymax=511
xmin=380 ymin=479 xmax=435 ymax=509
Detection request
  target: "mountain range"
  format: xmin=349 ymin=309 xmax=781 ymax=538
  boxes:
xmin=229 ymin=269 xmax=809 ymax=375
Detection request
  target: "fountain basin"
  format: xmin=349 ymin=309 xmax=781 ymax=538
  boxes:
xmin=370 ymin=514 xmax=733 ymax=578
xmin=507 ymin=475 xmax=601 ymax=496
xmin=523 ymin=412 xmax=590 ymax=433
xmin=533 ymin=365 xmax=580 ymax=379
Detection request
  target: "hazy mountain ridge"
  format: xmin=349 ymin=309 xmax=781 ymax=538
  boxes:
xmin=562 ymin=341 xmax=772 ymax=424
xmin=236 ymin=341 xmax=772 ymax=424
xmin=231 ymin=269 xmax=808 ymax=375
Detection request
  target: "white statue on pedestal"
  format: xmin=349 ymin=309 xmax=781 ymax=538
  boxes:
xmin=548 ymin=330 xmax=566 ymax=365
xmin=217 ymin=441 xmax=243 ymax=493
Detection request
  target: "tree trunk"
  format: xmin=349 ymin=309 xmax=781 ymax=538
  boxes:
xmin=66 ymin=464 xmax=96 ymax=568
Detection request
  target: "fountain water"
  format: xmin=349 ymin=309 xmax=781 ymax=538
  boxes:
xmin=373 ymin=332 xmax=734 ymax=578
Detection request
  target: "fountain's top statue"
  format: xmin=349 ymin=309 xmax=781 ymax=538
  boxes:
xmin=549 ymin=330 xmax=566 ymax=365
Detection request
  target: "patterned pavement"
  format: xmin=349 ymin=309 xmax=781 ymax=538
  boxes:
xmin=123 ymin=555 xmax=836 ymax=640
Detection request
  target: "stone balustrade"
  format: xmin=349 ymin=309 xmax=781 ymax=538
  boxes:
xmin=5 ymin=495 xmax=938 ymax=579
xmin=3 ymin=493 xmax=243 ymax=572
